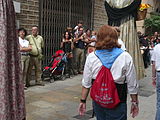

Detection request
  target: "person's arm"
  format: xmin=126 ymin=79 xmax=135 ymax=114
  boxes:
xmin=130 ymin=94 xmax=139 ymax=118
xmin=41 ymin=37 xmax=44 ymax=49
xmin=60 ymin=39 xmax=64 ymax=48
xmin=81 ymin=86 xmax=90 ymax=101
xmin=71 ymin=41 xmax=74 ymax=50
xmin=152 ymin=61 xmax=156 ymax=87
xmin=84 ymin=38 xmax=91 ymax=44
xmin=82 ymin=34 xmax=90 ymax=43
xmin=151 ymin=48 xmax=156 ymax=87
xmin=73 ymin=34 xmax=80 ymax=43
xmin=78 ymin=55 xmax=92 ymax=116
xmin=78 ymin=86 xmax=90 ymax=116
xmin=90 ymin=37 xmax=96 ymax=42
xmin=125 ymin=53 xmax=139 ymax=118
xmin=87 ymin=37 xmax=92 ymax=42
xmin=20 ymin=45 xmax=32 ymax=52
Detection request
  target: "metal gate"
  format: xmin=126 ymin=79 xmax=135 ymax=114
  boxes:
xmin=39 ymin=0 xmax=94 ymax=66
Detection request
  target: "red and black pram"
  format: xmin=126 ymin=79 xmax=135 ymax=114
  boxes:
xmin=42 ymin=50 xmax=67 ymax=82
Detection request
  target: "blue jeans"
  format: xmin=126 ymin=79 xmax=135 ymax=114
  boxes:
xmin=93 ymin=101 xmax=127 ymax=120
xmin=156 ymin=72 xmax=160 ymax=120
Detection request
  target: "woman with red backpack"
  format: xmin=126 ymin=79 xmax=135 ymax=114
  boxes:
xmin=78 ymin=25 xmax=139 ymax=120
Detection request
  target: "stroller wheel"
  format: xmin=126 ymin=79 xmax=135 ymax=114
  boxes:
xmin=49 ymin=74 xmax=55 ymax=83
xmin=50 ymin=78 xmax=55 ymax=83
xmin=41 ymin=74 xmax=44 ymax=81
xmin=60 ymin=75 xmax=66 ymax=81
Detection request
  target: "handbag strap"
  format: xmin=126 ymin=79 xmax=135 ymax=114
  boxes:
xmin=32 ymin=36 xmax=40 ymax=55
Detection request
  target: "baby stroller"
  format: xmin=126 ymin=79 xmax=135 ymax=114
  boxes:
xmin=42 ymin=50 xmax=67 ymax=82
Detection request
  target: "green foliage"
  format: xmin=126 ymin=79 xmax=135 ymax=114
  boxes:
xmin=144 ymin=14 xmax=160 ymax=34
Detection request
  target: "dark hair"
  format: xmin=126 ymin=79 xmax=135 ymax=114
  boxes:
xmin=96 ymin=25 xmax=121 ymax=50
xmin=85 ymin=28 xmax=91 ymax=33
xmin=18 ymin=28 xmax=27 ymax=36
xmin=63 ymin=31 xmax=71 ymax=39
xmin=78 ymin=20 xmax=83 ymax=24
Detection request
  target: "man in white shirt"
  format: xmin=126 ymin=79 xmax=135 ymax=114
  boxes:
xmin=73 ymin=20 xmax=83 ymax=36
xmin=18 ymin=28 xmax=32 ymax=89
xmin=151 ymin=42 xmax=160 ymax=120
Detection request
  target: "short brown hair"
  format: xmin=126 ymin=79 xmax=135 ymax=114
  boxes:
xmin=95 ymin=25 xmax=121 ymax=50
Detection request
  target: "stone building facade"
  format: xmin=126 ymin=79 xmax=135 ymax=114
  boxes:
xmin=14 ymin=0 xmax=39 ymax=33
xmin=14 ymin=0 xmax=160 ymax=65
xmin=14 ymin=0 xmax=108 ymax=33
xmin=14 ymin=0 xmax=160 ymax=33
xmin=136 ymin=0 xmax=160 ymax=33
xmin=93 ymin=0 xmax=160 ymax=33
xmin=93 ymin=0 xmax=108 ymax=31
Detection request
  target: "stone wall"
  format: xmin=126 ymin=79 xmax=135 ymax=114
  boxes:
xmin=93 ymin=0 xmax=160 ymax=33
xmin=14 ymin=0 xmax=39 ymax=34
xmin=14 ymin=0 xmax=107 ymax=33
xmin=93 ymin=0 xmax=108 ymax=31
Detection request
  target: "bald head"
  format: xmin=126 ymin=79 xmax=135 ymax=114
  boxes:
xmin=32 ymin=26 xmax=38 ymax=36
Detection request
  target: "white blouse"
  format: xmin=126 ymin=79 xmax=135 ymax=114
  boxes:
xmin=82 ymin=51 xmax=138 ymax=94
xmin=19 ymin=37 xmax=29 ymax=47
xmin=19 ymin=37 xmax=29 ymax=54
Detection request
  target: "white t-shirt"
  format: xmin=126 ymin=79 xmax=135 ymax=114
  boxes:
xmin=151 ymin=44 xmax=160 ymax=71
xmin=89 ymin=35 xmax=96 ymax=46
xmin=82 ymin=51 xmax=138 ymax=94
xmin=19 ymin=37 xmax=29 ymax=47
xmin=19 ymin=37 xmax=29 ymax=54
xmin=118 ymin=38 xmax=126 ymax=51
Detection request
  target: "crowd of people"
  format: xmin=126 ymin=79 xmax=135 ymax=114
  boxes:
xmin=138 ymin=31 xmax=160 ymax=69
xmin=61 ymin=21 xmax=97 ymax=76
xmin=1 ymin=0 xmax=160 ymax=120
xmin=18 ymin=20 xmax=160 ymax=120
xmin=138 ymin=31 xmax=160 ymax=120
xmin=18 ymin=20 xmax=128 ymax=90
xmin=18 ymin=21 xmax=99 ymax=89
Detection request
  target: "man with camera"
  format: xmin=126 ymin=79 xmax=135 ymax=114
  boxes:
xmin=73 ymin=27 xmax=86 ymax=74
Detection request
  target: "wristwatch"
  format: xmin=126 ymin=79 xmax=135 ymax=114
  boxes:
xmin=131 ymin=101 xmax=138 ymax=106
xmin=80 ymin=99 xmax=86 ymax=103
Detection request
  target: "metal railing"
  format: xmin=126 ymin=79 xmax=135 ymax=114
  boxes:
xmin=39 ymin=0 xmax=94 ymax=66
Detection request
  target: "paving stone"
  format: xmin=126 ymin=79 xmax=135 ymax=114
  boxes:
xmin=27 ymin=87 xmax=52 ymax=94
xmin=25 ymin=67 xmax=156 ymax=120
xmin=30 ymin=100 xmax=64 ymax=110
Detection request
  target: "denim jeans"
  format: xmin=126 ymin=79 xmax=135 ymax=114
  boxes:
xmin=156 ymin=72 xmax=160 ymax=120
xmin=93 ymin=101 xmax=127 ymax=120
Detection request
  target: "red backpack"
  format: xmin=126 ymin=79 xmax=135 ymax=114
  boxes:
xmin=90 ymin=65 xmax=120 ymax=109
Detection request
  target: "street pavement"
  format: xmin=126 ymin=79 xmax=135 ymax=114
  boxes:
xmin=25 ymin=66 xmax=156 ymax=120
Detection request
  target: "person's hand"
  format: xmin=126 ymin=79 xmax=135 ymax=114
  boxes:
xmin=20 ymin=46 xmax=23 ymax=50
xmin=130 ymin=103 xmax=139 ymax=118
xmin=28 ymin=45 xmax=32 ymax=49
xmin=78 ymin=103 xmax=86 ymax=116
xmin=152 ymin=77 xmax=156 ymax=88
xmin=79 ymin=36 xmax=83 ymax=40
